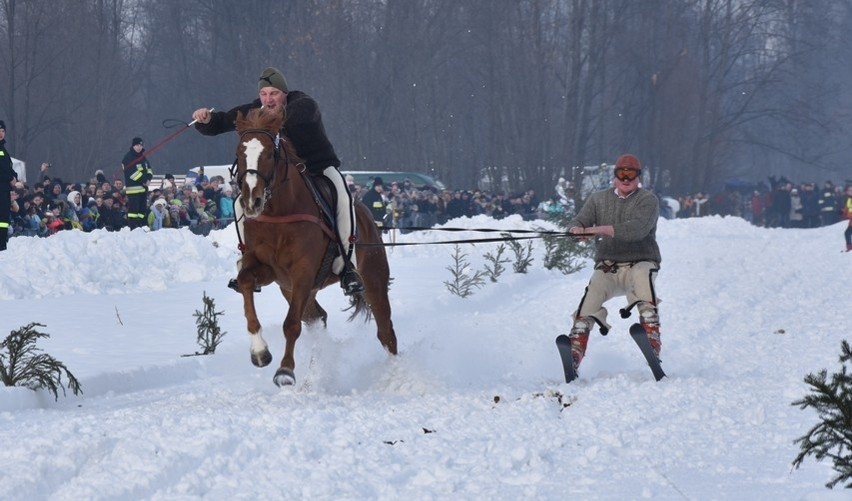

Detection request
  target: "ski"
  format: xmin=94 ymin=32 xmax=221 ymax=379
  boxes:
xmin=555 ymin=334 xmax=577 ymax=383
xmin=629 ymin=323 xmax=666 ymax=381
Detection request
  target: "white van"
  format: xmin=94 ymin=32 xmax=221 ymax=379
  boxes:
xmin=187 ymin=164 xmax=234 ymax=183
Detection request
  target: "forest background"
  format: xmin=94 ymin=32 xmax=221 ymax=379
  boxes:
xmin=2 ymin=0 xmax=851 ymax=196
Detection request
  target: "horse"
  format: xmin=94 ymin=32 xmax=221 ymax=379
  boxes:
xmin=232 ymin=107 xmax=398 ymax=386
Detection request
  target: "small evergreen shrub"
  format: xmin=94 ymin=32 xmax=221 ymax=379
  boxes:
xmin=483 ymin=243 xmax=510 ymax=283
xmin=542 ymin=231 xmax=591 ymax=275
xmin=504 ymin=233 xmax=534 ymax=273
xmin=0 ymin=322 xmax=82 ymax=401
xmin=792 ymin=340 xmax=852 ymax=489
xmin=191 ymin=292 xmax=227 ymax=355
xmin=444 ymin=244 xmax=487 ymax=298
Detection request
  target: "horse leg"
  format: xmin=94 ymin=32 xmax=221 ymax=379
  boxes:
xmin=273 ymin=288 xmax=312 ymax=387
xmin=238 ymin=256 xmax=272 ymax=367
xmin=280 ymin=287 xmax=328 ymax=328
xmin=355 ymin=229 xmax=399 ymax=355
xmin=302 ymin=291 xmax=328 ymax=327
xmin=363 ymin=283 xmax=398 ymax=355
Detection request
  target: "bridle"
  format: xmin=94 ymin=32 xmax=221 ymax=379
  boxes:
xmin=230 ymin=128 xmax=290 ymax=205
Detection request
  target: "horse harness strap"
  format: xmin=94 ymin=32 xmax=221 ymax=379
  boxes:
xmin=253 ymin=214 xmax=335 ymax=239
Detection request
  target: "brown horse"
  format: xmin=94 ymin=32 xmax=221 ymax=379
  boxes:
xmin=233 ymin=108 xmax=398 ymax=386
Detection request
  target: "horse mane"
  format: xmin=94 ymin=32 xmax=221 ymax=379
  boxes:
xmin=236 ymin=108 xmax=300 ymax=162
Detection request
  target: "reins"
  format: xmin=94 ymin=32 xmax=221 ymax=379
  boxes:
xmin=232 ymin=126 xmax=337 ymax=246
xmin=357 ymin=227 xmax=596 ymax=247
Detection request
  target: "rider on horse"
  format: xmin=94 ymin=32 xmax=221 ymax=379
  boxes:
xmin=191 ymin=67 xmax=365 ymax=296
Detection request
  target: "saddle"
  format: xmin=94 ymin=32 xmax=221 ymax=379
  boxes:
xmin=303 ymin=173 xmax=343 ymax=288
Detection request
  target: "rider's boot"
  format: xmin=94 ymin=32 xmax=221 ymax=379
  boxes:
xmin=339 ymin=262 xmax=365 ymax=296
xmin=568 ymin=317 xmax=592 ymax=372
xmin=323 ymin=166 xmax=364 ymax=296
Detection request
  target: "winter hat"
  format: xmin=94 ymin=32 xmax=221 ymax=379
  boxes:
xmin=258 ymin=67 xmax=289 ymax=93
xmin=132 ymin=137 xmax=143 ymax=147
xmin=0 ymin=120 xmax=5 ymax=130
xmin=152 ymin=198 xmax=167 ymax=208
xmin=372 ymin=177 xmax=384 ymax=188
xmin=614 ymin=154 xmax=641 ymax=171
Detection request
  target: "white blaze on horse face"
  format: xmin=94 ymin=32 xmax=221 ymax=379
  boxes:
xmin=242 ymin=137 xmax=265 ymax=213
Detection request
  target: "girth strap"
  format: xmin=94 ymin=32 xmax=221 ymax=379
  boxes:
xmin=253 ymin=214 xmax=336 ymax=239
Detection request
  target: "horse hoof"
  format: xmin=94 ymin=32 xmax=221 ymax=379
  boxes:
xmin=273 ymin=368 xmax=296 ymax=387
xmin=251 ymin=349 xmax=273 ymax=368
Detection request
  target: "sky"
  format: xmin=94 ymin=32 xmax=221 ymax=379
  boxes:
xmin=0 ymin=214 xmax=850 ymax=500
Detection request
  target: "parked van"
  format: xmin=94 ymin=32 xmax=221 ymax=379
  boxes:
xmin=342 ymin=171 xmax=447 ymax=191
xmin=186 ymin=164 xmax=234 ymax=183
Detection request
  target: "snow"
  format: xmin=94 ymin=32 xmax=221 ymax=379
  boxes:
xmin=0 ymin=215 xmax=849 ymax=499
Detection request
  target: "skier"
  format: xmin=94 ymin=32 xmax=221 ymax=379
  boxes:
xmin=565 ymin=154 xmax=663 ymax=374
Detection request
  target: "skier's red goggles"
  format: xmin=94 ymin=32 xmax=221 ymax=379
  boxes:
xmin=614 ymin=168 xmax=641 ymax=181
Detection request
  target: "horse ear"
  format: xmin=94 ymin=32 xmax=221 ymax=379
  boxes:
xmin=235 ymin=110 xmax=247 ymax=132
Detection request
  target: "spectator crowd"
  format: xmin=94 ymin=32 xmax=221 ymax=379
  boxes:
xmin=661 ymin=176 xmax=852 ymax=229
xmin=6 ymin=164 xmax=235 ymax=238
xmin=7 ymin=166 xmax=852 ymax=242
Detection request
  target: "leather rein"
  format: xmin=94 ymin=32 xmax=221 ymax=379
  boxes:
xmin=231 ymin=128 xmax=334 ymax=239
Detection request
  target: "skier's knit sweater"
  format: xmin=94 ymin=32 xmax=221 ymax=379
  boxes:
xmin=568 ymin=188 xmax=661 ymax=266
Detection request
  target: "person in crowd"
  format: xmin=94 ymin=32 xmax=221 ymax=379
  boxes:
xmin=219 ymin=184 xmax=235 ymax=223
xmin=361 ymin=177 xmax=388 ymax=230
xmin=8 ymin=188 xmax=21 ymax=237
xmin=191 ymin=66 xmax=363 ymax=295
xmin=445 ymin=191 xmax=465 ymax=220
xmin=43 ymin=205 xmax=64 ymax=234
xmin=147 ymin=198 xmax=170 ymax=231
xmin=66 ymin=190 xmax=83 ymax=216
xmin=749 ymin=190 xmax=765 ymax=226
xmin=22 ymin=203 xmax=44 ymax=236
xmin=0 ymin=120 xmax=17 ymax=250
xmin=94 ymin=169 xmax=107 ymax=185
xmin=767 ymin=181 xmax=789 ymax=227
xmin=98 ymin=195 xmax=124 ymax=231
xmin=525 ymin=188 xmax=540 ymax=217
xmin=565 ymin=154 xmax=663 ymax=376
xmin=121 ymin=137 xmax=153 ymax=229
xmin=79 ymin=207 xmax=97 ymax=232
xmin=87 ymin=197 xmax=100 ymax=219
xmin=789 ymin=188 xmax=803 ymax=228
xmin=799 ymin=182 xmax=820 ymax=228
xmin=818 ymin=180 xmax=840 ymax=226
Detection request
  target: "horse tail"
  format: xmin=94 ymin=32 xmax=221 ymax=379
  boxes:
xmin=345 ymin=293 xmax=372 ymax=323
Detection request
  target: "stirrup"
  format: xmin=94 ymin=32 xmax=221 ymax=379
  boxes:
xmin=228 ymin=278 xmax=261 ymax=293
xmin=340 ymin=269 xmax=365 ymax=296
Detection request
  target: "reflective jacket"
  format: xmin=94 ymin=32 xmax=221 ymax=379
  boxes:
xmin=122 ymin=148 xmax=153 ymax=195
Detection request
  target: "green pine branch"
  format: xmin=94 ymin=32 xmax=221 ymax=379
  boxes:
xmin=0 ymin=322 xmax=82 ymax=401
xmin=191 ymin=292 xmax=226 ymax=355
xmin=792 ymin=340 xmax=852 ymax=489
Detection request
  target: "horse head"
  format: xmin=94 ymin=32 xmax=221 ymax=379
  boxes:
xmin=235 ymin=108 xmax=285 ymax=218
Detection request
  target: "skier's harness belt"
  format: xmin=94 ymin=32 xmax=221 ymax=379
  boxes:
xmin=595 ymin=261 xmax=638 ymax=273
